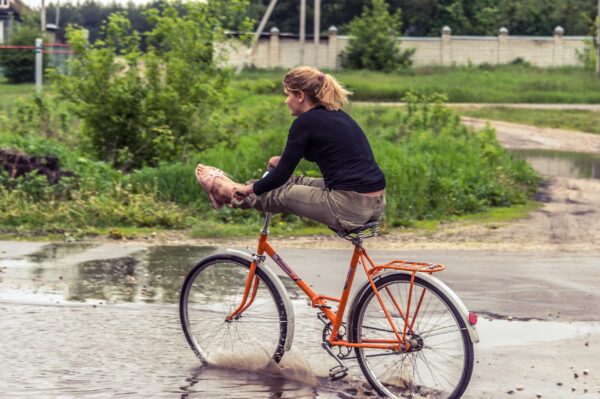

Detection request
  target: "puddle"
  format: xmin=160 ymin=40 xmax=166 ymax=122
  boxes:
xmin=0 ymin=244 xmax=217 ymax=305
xmin=511 ymin=149 xmax=600 ymax=179
xmin=26 ymin=243 xmax=97 ymax=263
xmin=476 ymin=317 xmax=600 ymax=349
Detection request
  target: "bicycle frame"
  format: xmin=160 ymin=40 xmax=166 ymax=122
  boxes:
xmin=226 ymin=213 xmax=445 ymax=352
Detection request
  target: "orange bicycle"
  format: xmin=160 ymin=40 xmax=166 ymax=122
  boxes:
xmin=180 ymin=212 xmax=479 ymax=398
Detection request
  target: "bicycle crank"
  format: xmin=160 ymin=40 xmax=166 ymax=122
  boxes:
xmin=321 ymin=342 xmax=348 ymax=381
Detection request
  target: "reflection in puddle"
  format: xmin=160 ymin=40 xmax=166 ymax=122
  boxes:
xmin=0 ymin=244 xmax=218 ymax=304
xmin=26 ymin=243 xmax=97 ymax=264
xmin=511 ymin=149 xmax=600 ymax=179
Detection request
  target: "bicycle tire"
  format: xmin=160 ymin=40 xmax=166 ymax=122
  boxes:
xmin=180 ymin=254 xmax=289 ymax=365
xmin=348 ymin=273 xmax=474 ymax=399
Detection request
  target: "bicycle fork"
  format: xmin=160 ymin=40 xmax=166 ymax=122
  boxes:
xmin=225 ymin=257 xmax=263 ymax=322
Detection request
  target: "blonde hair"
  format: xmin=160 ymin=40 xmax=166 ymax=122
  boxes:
xmin=283 ymin=66 xmax=352 ymax=111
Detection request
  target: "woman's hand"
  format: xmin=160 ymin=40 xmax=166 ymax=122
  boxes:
xmin=268 ymin=156 xmax=281 ymax=171
xmin=232 ymin=183 xmax=254 ymax=199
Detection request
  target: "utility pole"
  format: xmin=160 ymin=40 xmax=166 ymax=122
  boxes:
xmin=235 ymin=0 xmax=278 ymax=75
xmin=40 ymin=0 xmax=46 ymax=34
xmin=314 ymin=0 xmax=320 ymax=67
xmin=299 ymin=0 xmax=306 ymax=64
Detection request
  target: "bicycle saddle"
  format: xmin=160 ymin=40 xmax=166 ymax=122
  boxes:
xmin=331 ymin=221 xmax=380 ymax=241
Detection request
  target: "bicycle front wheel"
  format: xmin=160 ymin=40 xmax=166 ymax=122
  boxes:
xmin=180 ymin=254 xmax=289 ymax=366
xmin=349 ymin=273 xmax=474 ymax=399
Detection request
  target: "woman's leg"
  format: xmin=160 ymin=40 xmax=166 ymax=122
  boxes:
xmin=288 ymin=175 xmax=325 ymax=188
xmin=241 ymin=183 xmax=386 ymax=232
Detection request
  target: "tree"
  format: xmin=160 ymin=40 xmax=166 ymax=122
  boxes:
xmin=578 ymin=16 xmax=598 ymax=71
xmin=55 ymin=0 xmax=252 ymax=170
xmin=0 ymin=14 xmax=47 ymax=83
xmin=340 ymin=0 xmax=414 ymax=71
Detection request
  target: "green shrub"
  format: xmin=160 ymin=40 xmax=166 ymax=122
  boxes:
xmin=55 ymin=1 xmax=253 ymax=170
xmin=340 ymin=0 xmax=414 ymax=72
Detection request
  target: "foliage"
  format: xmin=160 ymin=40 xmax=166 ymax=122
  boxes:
xmin=0 ymin=89 xmax=539 ymax=234
xmin=340 ymin=0 xmax=413 ymax=71
xmin=54 ymin=0 xmax=253 ymax=170
xmin=247 ymin=0 xmax=597 ymax=37
xmin=366 ymin=93 xmax=539 ymax=225
xmin=577 ymin=16 xmax=598 ymax=71
xmin=125 ymin=93 xmax=538 ymax=228
xmin=45 ymin=0 xmax=149 ymax=45
xmin=38 ymin=0 xmax=599 ymax=47
xmin=0 ymin=14 xmax=47 ymax=83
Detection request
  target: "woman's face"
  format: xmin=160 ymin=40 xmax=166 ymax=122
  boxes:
xmin=284 ymin=87 xmax=304 ymax=117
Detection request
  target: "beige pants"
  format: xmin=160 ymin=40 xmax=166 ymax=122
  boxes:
xmin=236 ymin=175 xmax=386 ymax=232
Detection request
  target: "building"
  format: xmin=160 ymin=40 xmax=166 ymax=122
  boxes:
xmin=0 ymin=0 xmax=29 ymax=44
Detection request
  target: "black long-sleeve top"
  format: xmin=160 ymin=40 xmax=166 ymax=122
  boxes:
xmin=252 ymin=105 xmax=386 ymax=196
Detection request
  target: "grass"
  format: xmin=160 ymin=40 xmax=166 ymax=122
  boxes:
xmin=238 ymin=65 xmax=600 ymax=103
xmin=5 ymin=65 xmax=600 ymax=106
xmin=0 ymin=79 xmax=36 ymax=110
xmin=413 ymin=201 xmax=541 ymax=232
xmin=458 ymin=107 xmax=600 ymax=135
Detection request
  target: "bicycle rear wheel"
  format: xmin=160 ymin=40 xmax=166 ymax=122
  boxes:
xmin=349 ymin=273 xmax=474 ymax=399
xmin=180 ymin=254 xmax=289 ymax=366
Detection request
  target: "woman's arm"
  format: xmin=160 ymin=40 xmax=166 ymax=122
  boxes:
xmin=252 ymin=119 xmax=309 ymax=196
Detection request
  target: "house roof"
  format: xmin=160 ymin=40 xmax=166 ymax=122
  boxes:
xmin=0 ymin=0 xmax=30 ymax=16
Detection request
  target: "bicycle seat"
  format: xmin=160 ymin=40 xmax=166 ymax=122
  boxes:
xmin=331 ymin=221 xmax=380 ymax=241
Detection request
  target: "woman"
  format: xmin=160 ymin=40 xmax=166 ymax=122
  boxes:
xmin=195 ymin=66 xmax=386 ymax=232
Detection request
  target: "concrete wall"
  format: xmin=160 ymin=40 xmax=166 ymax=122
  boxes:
xmin=222 ymin=26 xmax=588 ymax=69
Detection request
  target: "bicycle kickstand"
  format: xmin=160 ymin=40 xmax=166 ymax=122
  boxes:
xmin=321 ymin=343 xmax=348 ymax=381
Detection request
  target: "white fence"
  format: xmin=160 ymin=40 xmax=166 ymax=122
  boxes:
xmin=223 ymin=26 xmax=589 ymax=69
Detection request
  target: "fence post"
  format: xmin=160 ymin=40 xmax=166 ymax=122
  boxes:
xmin=35 ymin=38 xmax=43 ymax=96
xmin=441 ymin=26 xmax=451 ymax=66
xmin=553 ymin=26 xmax=564 ymax=67
xmin=498 ymin=27 xmax=508 ymax=64
xmin=269 ymin=27 xmax=280 ymax=68
xmin=327 ymin=25 xmax=338 ymax=69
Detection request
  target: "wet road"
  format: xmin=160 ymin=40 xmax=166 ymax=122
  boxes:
xmin=1 ymin=241 xmax=599 ymax=398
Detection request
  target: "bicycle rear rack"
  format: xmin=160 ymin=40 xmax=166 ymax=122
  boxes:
xmin=368 ymin=260 xmax=445 ymax=279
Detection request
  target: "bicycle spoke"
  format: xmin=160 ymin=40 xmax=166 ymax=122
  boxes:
xmin=181 ymin=257 xmax=286 ymax=366
xmin=354 ymin=274 xmax=473 ymax=399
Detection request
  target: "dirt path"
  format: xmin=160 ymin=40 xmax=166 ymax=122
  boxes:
xmin=461 ymin=117 xmax=600 ymax=153
xmin=355 ymin=102 xmax=600 ymax=112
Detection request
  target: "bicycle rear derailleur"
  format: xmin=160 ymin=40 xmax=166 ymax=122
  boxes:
xmin=318 ymin=313 xmax=351 ymax=381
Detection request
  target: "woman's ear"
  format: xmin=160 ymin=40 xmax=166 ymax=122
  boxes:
xmin=297 ymin=91 xmax=305 ymax=103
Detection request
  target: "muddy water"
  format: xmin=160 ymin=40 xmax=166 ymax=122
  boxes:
xmin=511 ymin=149 xmax=600 ymax=179
xmin=2 ymin=243 xmax=599 ymax=397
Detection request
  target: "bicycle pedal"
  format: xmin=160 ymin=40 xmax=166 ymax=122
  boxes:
xmin=328 ymin=364 xmax=348 ymax=381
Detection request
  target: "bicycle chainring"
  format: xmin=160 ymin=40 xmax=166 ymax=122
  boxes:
xmin=321 ymin=321 xmax=352 ymax=359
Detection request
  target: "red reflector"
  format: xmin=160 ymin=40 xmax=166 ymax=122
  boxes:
xmin=468 ymin=312 xmax=478 ymax=325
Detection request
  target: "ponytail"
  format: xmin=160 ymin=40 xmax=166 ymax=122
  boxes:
xmin=283 ymin=66 xmax=352 ymax=111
